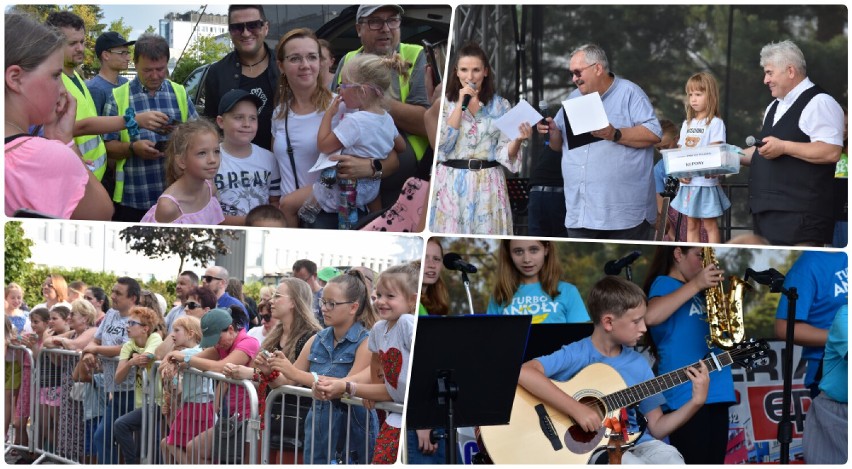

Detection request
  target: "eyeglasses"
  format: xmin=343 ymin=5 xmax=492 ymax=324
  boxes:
xmin=359 ymin=17 xmax=402 ymax=31
xmin=283 ymin=53 xmax=320 ymax=65
xmin=571 ymin=63 xmax=597 ymax=78
xmin=271 ymin=291 xmax=291 ymax=300
xmin=229 ymin=20 xmax=265 ymax=34
xmin=319 ymin=299 xmax=355 ymax=310
xmin=108 ymin=50 xmax=130 ymax=57
xmin=260 ymin=314 xmax=272 ymax=322
xmin=185 ymin=301 xmax=201 ymax=310
xmin=127 ymin=320 xmax=144 ymax=328
xmin=202 ymin=275 xmax=222 ymax=283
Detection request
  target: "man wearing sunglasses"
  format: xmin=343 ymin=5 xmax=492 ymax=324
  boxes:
xmin=87 ymin=32 xmax=135 ymax=116
xmin=203 ymin=5 xmax=278 ymax=151
xmin=331 ymin=4 xmax=433 ymax=209
xmin=201 ymin=265 xmax=248 ymax=330
xmin=538 ymin=43 xmax=661 ymax=241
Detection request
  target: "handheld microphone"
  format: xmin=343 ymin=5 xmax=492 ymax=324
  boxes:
xmin=745 ymin=136 xmax=766 ymax=148
xmin=461 ymin=82 xmax=476 ymax=112
xmin=604 ymin=251 xmax=642 ymax=276
xmin=539 ymin=100 xmax=549 ymax=146
xmin=443 ymin=252 xmax=478 ymax=274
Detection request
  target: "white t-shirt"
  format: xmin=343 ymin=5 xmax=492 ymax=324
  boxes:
xmin=215 ymin=143 xmax=281 ymax=216
xmin=271 ymin=104 xmax=341 ymax=196
xmin=247 ymin=325 xmax=267 ymax=344
xmin=314 ymin=110 xmax=397 ymax=211
xmin=677 ymin=116 xmax=726 ymax=187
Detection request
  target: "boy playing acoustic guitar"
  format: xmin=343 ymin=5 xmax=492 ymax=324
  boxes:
xmin=518 ymin=276 xmax=709 ymax=463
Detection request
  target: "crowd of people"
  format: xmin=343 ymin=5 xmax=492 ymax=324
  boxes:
xmin=5 ymin=5 xmax=440 ymax=232
xmin=4 ymin=257 xmax=420 ymax=465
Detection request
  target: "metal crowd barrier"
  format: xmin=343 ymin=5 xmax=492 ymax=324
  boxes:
xmin=147 ymin=362 xmax=260 ymax=465
xmin=9 ymin=347 xmax=402 ymax=465
xmin=5 ymin=345 xmax=36 ymax=461
xmin=259 ymin=384 xmax=403 ymax=465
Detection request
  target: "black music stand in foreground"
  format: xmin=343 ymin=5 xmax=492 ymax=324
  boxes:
xmin=407 ymin=315 xmax=532 ymax=464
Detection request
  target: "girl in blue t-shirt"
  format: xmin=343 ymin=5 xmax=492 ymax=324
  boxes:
xmin=643 ymin=245 xmax=735 ymax=464
xmin=487 ymin=239 xmax=588 ymax=323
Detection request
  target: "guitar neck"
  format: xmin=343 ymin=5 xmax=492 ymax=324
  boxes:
xmin=602 ymin=352 xmax=732 ymax=410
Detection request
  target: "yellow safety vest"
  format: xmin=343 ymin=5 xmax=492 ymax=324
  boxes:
xmin=338 ymin=43 xmax=429 ymax=160
xmin=111 ymin=80 xmax=189 ymax=203
xmin=61 ymin=70 xmax=108 ymax=180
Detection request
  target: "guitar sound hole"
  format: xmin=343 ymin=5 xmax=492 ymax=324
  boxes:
xmin=563 ymin=396 xmax=607 ymax=453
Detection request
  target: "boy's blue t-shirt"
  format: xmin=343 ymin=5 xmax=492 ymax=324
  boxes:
xmin=648 ymin=275 xmax=736 ymax=409
xmin=486 ymin=281 xmax=590 ymax=324
xmin=536 ymin=336 xmax=664 ymax=446
xmin=776 ymin=251 xmax=848 ymax=385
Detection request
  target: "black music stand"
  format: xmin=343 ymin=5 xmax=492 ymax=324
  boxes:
xmin=407 ymin=315 xmax=532 ymax=464
xmin=523 ymin=323 xmax=595 ymax=362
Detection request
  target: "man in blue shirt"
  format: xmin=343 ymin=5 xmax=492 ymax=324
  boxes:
xmin=87 ymin=32 xmax=134 ymax=115
xmin=201 ymin=265 xmax=248 ymax=330
xmin=538 ymin=44 xmax=661 ymax=240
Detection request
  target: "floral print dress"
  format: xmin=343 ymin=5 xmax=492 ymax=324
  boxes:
xmin=430 ymin=96 xmax=521 ymax=235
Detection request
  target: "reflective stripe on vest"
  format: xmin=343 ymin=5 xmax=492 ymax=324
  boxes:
xmin=61 ymin=71 xmax=107 ymax=180
xmin=111 ymin=80 xmax=189 ymax=203
xmin=338 ymin=44 xmax=429 ymax=160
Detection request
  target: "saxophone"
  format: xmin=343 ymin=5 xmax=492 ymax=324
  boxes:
xmin=702 ymin=247 xmax=750 ymax=349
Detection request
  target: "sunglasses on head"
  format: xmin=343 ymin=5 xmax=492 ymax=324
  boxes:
xmin=229 ymin=19 xmax=264 ymax=34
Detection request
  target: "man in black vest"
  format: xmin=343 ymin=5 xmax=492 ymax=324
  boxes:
xmin=742 ymin=40 xmax=844 ymax=246
xmin=204 ymin=5 xmax=278 ymax=151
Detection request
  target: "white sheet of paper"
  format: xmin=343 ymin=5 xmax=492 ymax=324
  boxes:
xmin=562 ymin=92 xmax=609 ymax=134
xmin=494 ymin=100 xmax=543 ymax=140
xmin=308 ymin=149 xmax=342 ymax=173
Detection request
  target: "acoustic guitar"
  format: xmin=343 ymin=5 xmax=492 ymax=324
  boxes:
xmin=478 ymin=339 xmax=767 ymax=464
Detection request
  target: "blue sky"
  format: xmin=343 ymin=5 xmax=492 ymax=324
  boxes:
xmin=98 ymin=4 xmax=229 ymax=38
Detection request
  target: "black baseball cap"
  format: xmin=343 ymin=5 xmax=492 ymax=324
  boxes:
xmin=218 ymin=89 xmax=263 ymax=115
xmin=95 ymin=32 xmax=136 ymax=59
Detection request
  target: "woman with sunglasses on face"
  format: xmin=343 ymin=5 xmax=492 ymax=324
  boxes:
xmin=155 ymin=286 xmax=216 ymax=360
xmin=83 ymin=287 xmax=110 ymax=326
xmin=247 ymin=298 xmax=278 ymax=343
xmin=268 ymin=271 xmax=378 ymax=464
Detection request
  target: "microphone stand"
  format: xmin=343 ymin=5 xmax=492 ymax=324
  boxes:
xmin=462 ymin=271 xmax=475 ymax=315
xmin=746 ymin=268 xmax=796 ymax=464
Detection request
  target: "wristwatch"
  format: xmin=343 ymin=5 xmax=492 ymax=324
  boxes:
xmin=612 ymin=128 xmax=622 ymax=143
xmin=371 ymin=159 xmax=383 ymax=180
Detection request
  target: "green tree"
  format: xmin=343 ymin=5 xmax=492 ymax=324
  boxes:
xmin=4 ymin=222 xmax=34 ymax=284
xmin=172 ymin=35 xmax=231 ymax=83
xmin=118 ymin=226 xmax=240 ymax=275
xmin=144 ymin=25 xmax=156 ymax=34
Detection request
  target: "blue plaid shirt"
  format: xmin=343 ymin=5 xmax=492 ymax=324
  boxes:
xmin=104 ymin=78 xmax=198 ymax=209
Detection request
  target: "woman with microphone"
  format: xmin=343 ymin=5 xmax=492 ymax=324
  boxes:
xmin=430 ymin=42 xmax=531 ymax=235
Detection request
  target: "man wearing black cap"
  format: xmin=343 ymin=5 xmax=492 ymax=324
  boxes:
xmin=214 ymin=89 xmax=282 ymax=224
xmin=204 ymin=5 xmax=278 ymax=151
xmin=88 ymin=31 xmax=135 ymax=116
xmin=331 ymin=4 xmax=432 ymax=208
